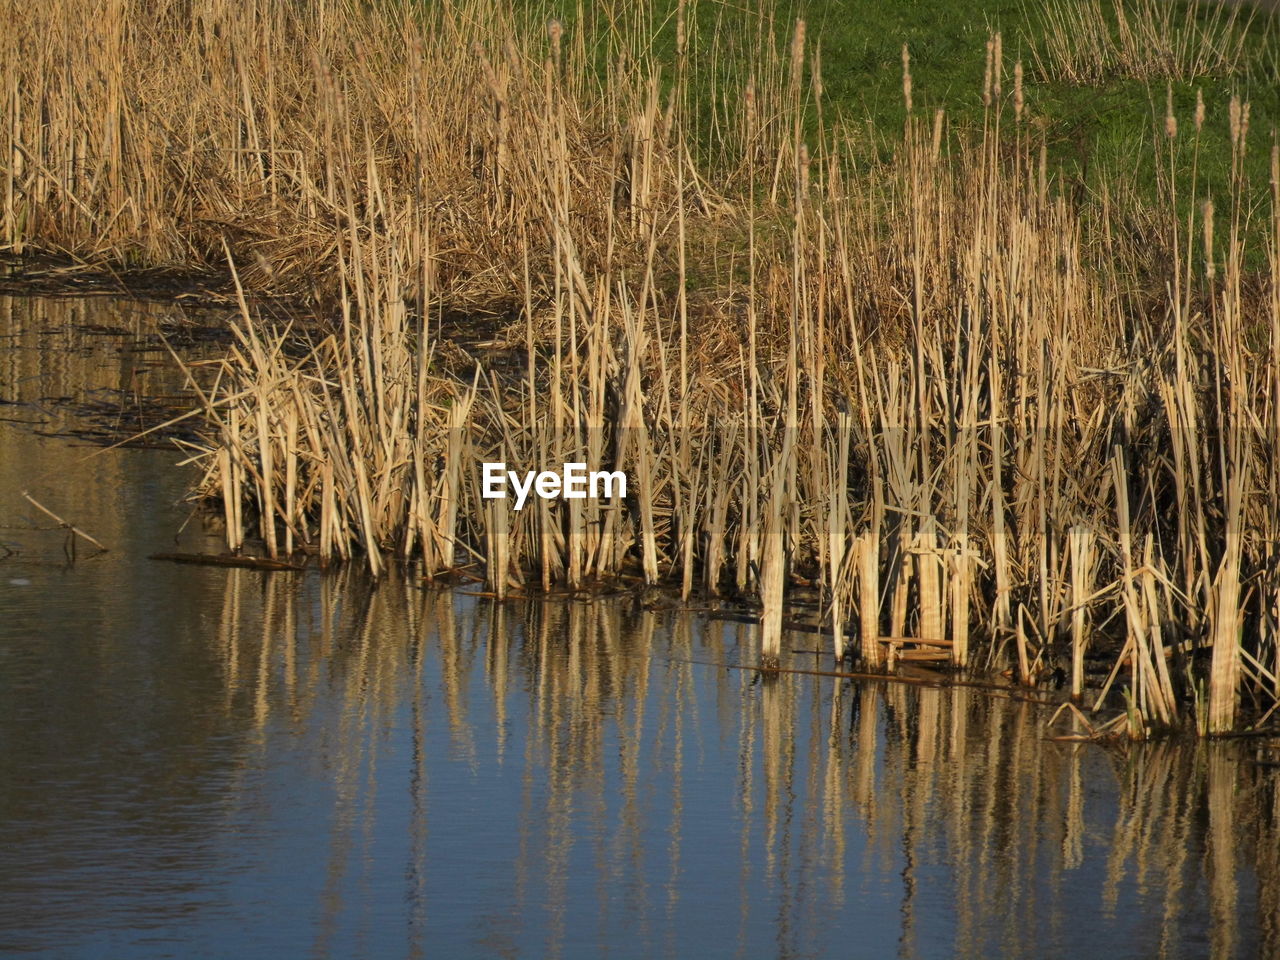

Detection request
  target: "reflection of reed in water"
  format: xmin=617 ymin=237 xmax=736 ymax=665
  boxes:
xmin=0 ymin=295 xmax=222 ymax=557
xmin=0 ymin=293 xmax=217 ymax=426
xmin=0 ymin=295 xmax=167 ymax=407
xmin=205 ymin=587 xmax=1279 ymax=959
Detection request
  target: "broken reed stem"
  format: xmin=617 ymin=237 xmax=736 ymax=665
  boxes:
xmin=1069 ymin=525 xmax=1095 ymax=701
xmin=20 ymin=491 xmax=109 ymax=553
xmin=858 ymin=532 xmax=883 ymax=669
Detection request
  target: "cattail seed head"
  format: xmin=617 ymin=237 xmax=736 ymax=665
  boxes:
xmin=983 ymin=39 xmax=993 ymax=107
xmin=791 ymin=19 xmax=806 ymax=67
xmin=1203 ymin=199 xmax=1215 ymax=281
xmin=992 ymin=33 xmax=1003 ymax=100
xmin=901 ymin=44 xmax=912 ymax=113
xmin=1165 ymin=84 xmax=1176 ymax=138
xmin=548 ymin=19 xmax=563 ymax=61
xmin=1194 ymin=89 xmax=1205 ymax=132
xmin=1014 ymin=61 xmax=1024 ymax=121
xmin=1229 ymin=96 xmax=1240 ymax=146
xmin=476 ymin=44 xmax=500 ymax=93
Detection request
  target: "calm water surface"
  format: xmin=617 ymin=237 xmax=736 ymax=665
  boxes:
xmin=1 ymin=294 xmax=1278 ymax=959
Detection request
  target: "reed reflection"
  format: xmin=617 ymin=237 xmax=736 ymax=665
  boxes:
xmin=196 ymin=583 xmax=1278 ymax=960
xmin=0 ymin=294 xmax=225 ymax=568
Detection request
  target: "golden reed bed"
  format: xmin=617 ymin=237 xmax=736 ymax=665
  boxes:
xmin=3 ymin=0 xmax=1279 ymax=736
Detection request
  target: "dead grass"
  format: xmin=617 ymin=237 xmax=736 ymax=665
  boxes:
xmin=5 ymin=0 xmax=1280 ymax=735
xmin=1028 ymin=0 xmax=1252 ymax=84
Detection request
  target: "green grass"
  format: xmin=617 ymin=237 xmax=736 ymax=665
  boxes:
xmin=805 ymin=0 xmax=1028 ymax=128
xmin=802 ymin=0 xmax=1276 ymax=218
xmin=524 ymin=0 xmax=1279 ymax=259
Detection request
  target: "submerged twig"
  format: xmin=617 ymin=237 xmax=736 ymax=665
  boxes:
xmin=20 ymin=492 xmax=108 ymax=553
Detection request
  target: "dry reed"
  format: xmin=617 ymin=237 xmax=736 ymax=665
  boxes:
xmin=1029 ymin=0 xmax=1252 ymax=84
xmin=4 ymin=0 xmax=1279 ymax=734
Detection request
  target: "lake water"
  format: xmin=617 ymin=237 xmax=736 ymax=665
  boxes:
xmin=1 ymin=293 xmax=1278 ymax=959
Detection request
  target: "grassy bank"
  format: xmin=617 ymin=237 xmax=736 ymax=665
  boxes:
xmin=4 ymin=0 xmax=1280 ymax=737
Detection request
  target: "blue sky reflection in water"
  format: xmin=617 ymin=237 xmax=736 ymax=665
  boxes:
xmin=1 ymin=294 xmax=1278 ymax=959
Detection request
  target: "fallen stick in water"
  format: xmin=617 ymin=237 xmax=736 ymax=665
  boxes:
xmin=21 ymin=491 xmax=108 ymax=553
xmin=149 ymin=552 xmax=305 ymax=571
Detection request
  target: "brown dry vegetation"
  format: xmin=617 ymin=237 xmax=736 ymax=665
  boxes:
xmin=1032 ymin=0 xmax=1252 ymax=83
xmin=3 ymin=0 xmax=1280 ymax=736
